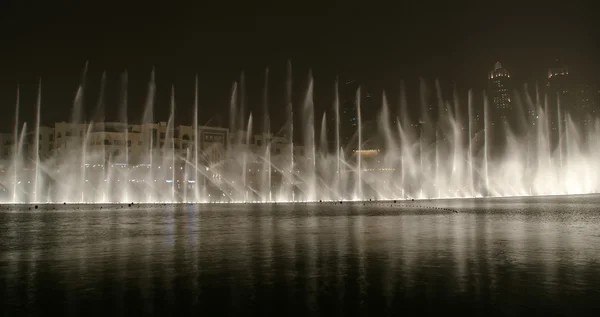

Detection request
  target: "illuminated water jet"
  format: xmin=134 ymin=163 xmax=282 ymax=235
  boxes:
xmin=1 ymin=66 xmax=599 ymax=204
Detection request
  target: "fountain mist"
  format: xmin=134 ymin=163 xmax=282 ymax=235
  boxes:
xmin=2 ymin=67 xmax=600 ymax=204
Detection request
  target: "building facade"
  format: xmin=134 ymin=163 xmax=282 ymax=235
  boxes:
xmin=0 ymin=133 xmax=12 ymax=162
xmin=488 ymin=61 xmax=512 ymax=125
xmin=546 ymin=59 xmax=571 ymax=109
xmin=575 ymin=84 xmax=599 ymax=127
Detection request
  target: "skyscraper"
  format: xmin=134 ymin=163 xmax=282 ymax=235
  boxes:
xmin=575 ymin=84 xmax=599 ymax=127
xmin=488 ymin=62 xmax=512 ymax=124
xmin=546 ymin=58 xmax=572 ymax=110
xmin=338 ymin=79 xmax=359 ymax=148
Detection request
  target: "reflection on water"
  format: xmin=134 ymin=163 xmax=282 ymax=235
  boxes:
xmin=1 ymin=196 xmax=600 ymax=316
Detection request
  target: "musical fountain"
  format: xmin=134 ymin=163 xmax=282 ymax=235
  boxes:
xmin=1 ymin=62 xmax=600 ymax=204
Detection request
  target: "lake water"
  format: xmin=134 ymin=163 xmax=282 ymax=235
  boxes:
xmin=1 ymin=196 xmax=600 ymax=316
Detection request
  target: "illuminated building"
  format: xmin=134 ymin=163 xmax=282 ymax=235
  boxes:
xmin=575 ymin=84 xmax=599 ymax=127
xmin=546 ymin=58 xmax=575 ymax=131
xmin=546 ymin=58 xmax=572 ymax=110
xmin=0 ymin=133 xmax=11 ymax=161
xmin=488 ymin=61 xmax=512 ymax=124
xmin=340 ymin=79 xmax=359 ymax=147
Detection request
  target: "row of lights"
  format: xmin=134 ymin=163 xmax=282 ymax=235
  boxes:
xmin=363 ymin=168 xmax=396 ymax=172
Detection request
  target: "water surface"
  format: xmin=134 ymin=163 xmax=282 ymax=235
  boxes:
xmin=1 ymin=196 xmax=600 ymax=316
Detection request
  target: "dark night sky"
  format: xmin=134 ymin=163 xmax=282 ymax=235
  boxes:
xmin=0 ymin=0 xmax=598 ymax=131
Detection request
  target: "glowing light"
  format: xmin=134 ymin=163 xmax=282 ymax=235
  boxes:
xmin=353 ymin=149 xmax=380 ymax=158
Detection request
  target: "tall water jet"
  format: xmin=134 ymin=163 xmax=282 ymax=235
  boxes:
xmin=434 ymin=80 xmax=444 ymax=197
xmin=450 ymin=89 xmax=462 ymax=196
xmin=535 ymin=81 xmax=540 ymax=110
xmin=68 ymin=86 xmax=85 ymax=203
xmin=285 ymin=61 xmax=294 ymax=201
xmin=289 ymin=104 xmax=295 ymax=202
xmin=418 ymin=78 xmax=431 ymax=197
xmin=81 ymin=123 xmax=93 ymax=202
xmin=534 ymin=96 xmax=546 ymax=193
xmin=69 ymin=62 xmax=89 ymax=202
xmin=557 ymin=95 xmax=563 ymax=169
xmin=95 ymin=72 xmax=107 ymax=202
xmin=142 ymin=69 xmax=155 ymax=124
xmin=319 ymin=113 xmax=328 ymax=157
xmin=467 ymin=89 xmax=474 ymax=194
xmin=183 ymin=147 xmax=190 ymax=202
xmin=379 ymin=92 xmax=394 ymax=151
xmin=239 ymin=72 xmax=246 ymax=132
xmin=193 ymin=74 xmax=200 ymax=202
xmin=544 ymin=96 xmax=552 ymax=169
xmin=398 ymin=81 xmax=411 ymax=197
xmin=334 ymin=78 xmax=341 ymax=198
xmin=261 ymin=68 xmax=271 ymax=201
xmin=169 ymin=86 xmax=176 ymax=202
xmin=356 ymin=87 xmax=362 ymax=199
xmin=379 ymin=91 xmax=398 ymax=198
xmin=229 ymin=82 xmax=238 ymax=148
xmin=71 ymin=61 xmax=88 ymax=125
xmin=483 ymin=92 xmax=490 ymax=193
xmin=302 ymin=70 xmax=316 ymax=201
xmin=12 ymin=86 xmax=20 ymax=202
xmin=319 ymin=112 xmax=329 ymax=198
xmin=141 ymin=69 xmax=155 ymax=201
xmin=94 ymin=72 xmax=107 ymax=122
xmin=120 ymin=72 xmax=129 ymax=202
xmin=227 ymin=81 xmax=240 ymax=200
xmin=243 ymin=114 xmax=253 ymax=201
xmin=33 ymin=80 xmax=42 ymax=202
xmin=17 ymin=123 xmax=27 ymax=202
xmin=435 ymin=126 xmax=440 ymax=197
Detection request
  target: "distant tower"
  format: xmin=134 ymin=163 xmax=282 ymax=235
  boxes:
xmin=488 ymin=62 xmax=512 ymax=124
xmin=334 ymin=79 xmax=375 ymax=149
xmin=339 ymin=79 xmax=359 ymax=147
xmin=575 ymin=83 xmax=597 ymax=127
xmin=546 ymin=58 xmax=571 ymax=110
